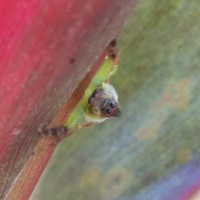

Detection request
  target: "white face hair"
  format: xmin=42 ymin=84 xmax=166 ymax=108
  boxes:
xmin=85 ymin=115 xmax=107 ymax=123
xmin=102 ymin=83 xmax=118 ymax=102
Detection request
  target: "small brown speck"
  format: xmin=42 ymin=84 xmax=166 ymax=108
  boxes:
xmin=70 ymin=57 xmax=76 ymax=63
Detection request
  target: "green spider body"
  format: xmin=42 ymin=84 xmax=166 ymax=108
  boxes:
xmin=40 ymin=39 xmax=120 ymax=137
xmin=66 ymin=56 xmax=118 ymax=128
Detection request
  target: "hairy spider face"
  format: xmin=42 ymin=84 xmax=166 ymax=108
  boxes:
xmin=88 ymin=84 xmax=121 ymax=118
xmin=100 ymin=98 xmax=121 ymax=117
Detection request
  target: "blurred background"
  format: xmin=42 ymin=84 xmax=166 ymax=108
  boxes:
xmin=31 ymin=0 xmax=200 ymax=199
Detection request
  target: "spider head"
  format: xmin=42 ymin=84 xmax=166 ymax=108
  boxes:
xmin=88 ymin=85 xmax=121 ymax=119
xmin=100 ymin=98 xmax=121 ymax=118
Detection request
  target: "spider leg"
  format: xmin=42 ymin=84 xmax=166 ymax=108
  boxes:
xmin=106 ymin=39 xmax=119 ymax=83
xmin=107 ymin=39 xmax=118 ymax=61
xmin=38 ymin=125 xmax=70 ymax=137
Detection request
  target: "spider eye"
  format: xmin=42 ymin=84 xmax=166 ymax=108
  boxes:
xmin=110 ymin=102 xmax=116 ymax=108
xmin=106 ymin=108 xmax=112 ymax=114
